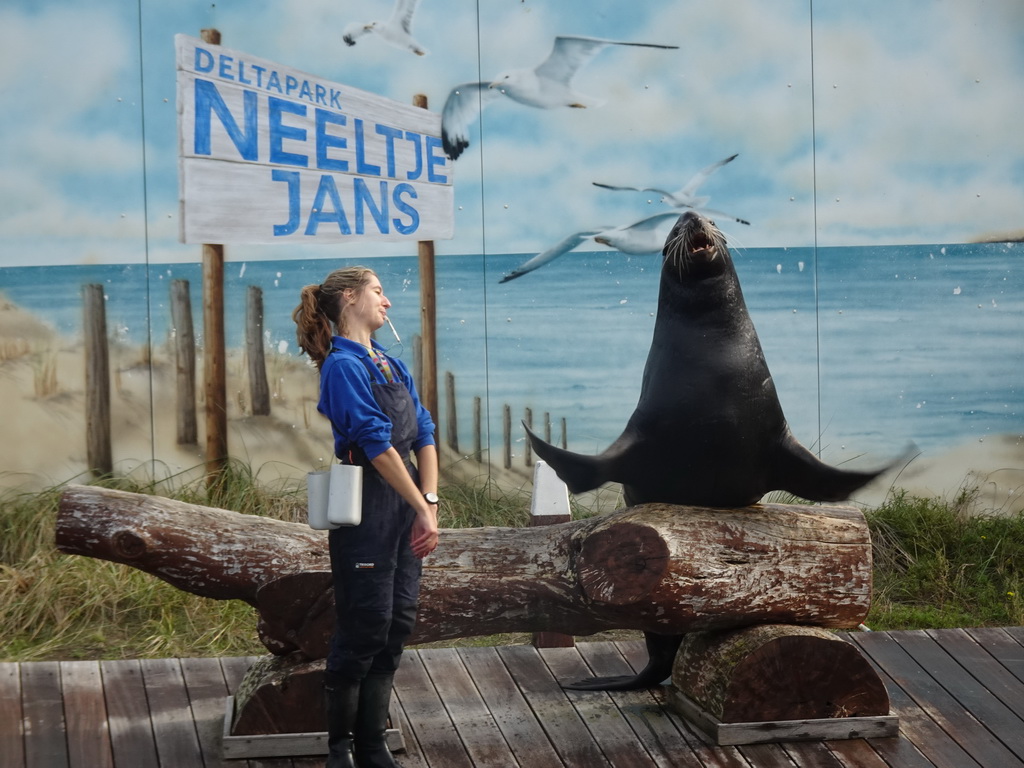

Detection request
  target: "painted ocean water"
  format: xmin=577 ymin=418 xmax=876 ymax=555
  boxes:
xmin=1 ymin=241 xmax=1020 ymax=461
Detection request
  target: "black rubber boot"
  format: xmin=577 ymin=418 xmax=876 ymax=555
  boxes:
xmin=324 ymin=678 xmax=359 ymax=768
xmin=353 ymin=672 xmax=401 ymax=768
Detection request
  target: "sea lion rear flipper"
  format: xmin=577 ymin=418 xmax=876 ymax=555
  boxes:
xmin=523 ymin=422 xmax=610 ymax=494
xmin=560 ymin=632 xmax=682 ymax=691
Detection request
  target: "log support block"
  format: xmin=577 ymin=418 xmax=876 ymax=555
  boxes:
xmin=669 ymin=624 xmax=898 ymax=745
xmin=225 ymin=654 xmax=404 ymax=758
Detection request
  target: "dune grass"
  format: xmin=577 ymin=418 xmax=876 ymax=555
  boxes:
xmin=865 ymin=488 xmax=1024 ymax=630
xmin=1 ymin=466 xmax=1021 ymax=661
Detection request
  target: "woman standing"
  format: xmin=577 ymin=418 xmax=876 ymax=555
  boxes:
xmin=293 ymin=266 xmax=438 ymax=768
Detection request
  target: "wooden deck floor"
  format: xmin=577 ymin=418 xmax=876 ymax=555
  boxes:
xmin=2 ymin=627 xmax=1023 ymax=767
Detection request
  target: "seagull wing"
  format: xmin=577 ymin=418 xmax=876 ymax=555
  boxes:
xmin=535 ymin=36 xmax=677 ymax=86
xmin=500 ymin=230 xmax=603 ymax=283
xmin=677 ymin=153 xmax=739 ymax=198
xmin=593 ymin=181 xmax=676 ymax=198
xmin=597 ymin=212 xmax=681 ymax=254
xmin=620 ymin=212 xmax=683 ymax=233
xmin=534 ymin=36 xmax=613 ymax=86
xmin=441 ymin=82 xmax=503 ymax=160
xmin=389 ymin=0 xmax=421 ymax=34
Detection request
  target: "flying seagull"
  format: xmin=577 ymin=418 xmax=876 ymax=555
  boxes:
xmin=442 ymin=35 xmax=678 ymax=160
xmin=500 ymin=212 xmax=681 ymax=283
xmin=593 ymin=154 xmax=751 ymax=225
xmin=343 ymin=0 xmax=427 ymax=56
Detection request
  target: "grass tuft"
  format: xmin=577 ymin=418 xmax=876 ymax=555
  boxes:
xmin=865 ymin=488 xmax=1024 ymax=630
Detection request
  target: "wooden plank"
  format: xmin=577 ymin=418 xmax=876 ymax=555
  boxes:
xmin=929 ymin=628 xmax=1024 ymax=719
xmin=383 ymin=689 xmax=428 ymax=768
xmin=965 ymin=627 xmax=1024 ymax=684
xmin=140 ymin=658 xmax=206 ymax=767
xmin=850 ymin=632 xmax=984 ymax=768
xmin=1003 ymin=626 xmax=1024 ymax=649
xmin=614 ymin=639 xmax=755 ymax=768
xmin=897 ymin=630 xmax=1024 ymax=760
xmin=733 ymin=742 xmax=799 ymax=768
xmin=0 ymin=662 xmax=26 ymax=768
xmin=818 ymin=738 xmax=899 ymax=768
xmin=776 ymin=740 xmax=846 ymax=768
xmin=418 ymin=648 xmax=519 ymax=767
xmin=60 ymin=661 xmax=114 ymax=768
xmin=99 ymin=660 xmax=159 ymax=768
xmin=540 ymin=645 xmax=658 ymax=767
xmin=832 ymin=631 xmax=937 ymax=768
xmin=497 ymin=644 xmax=609 ymax=768
xmin=181 ymin=657 xmax=271 ymax=768
xmin=576 ymin=641 xmax=705 ymax=767
xmin=852 ymin=638 xmax=972 ymax=768
xmin=456 ymin=646 xmax=565 ymax=767
xmin=829 ymin=721 xmax=934 ymax=768
xmin=393 ymin=649 xmax=473 ymax=768
xmin=20 ymin=661 xmax=69 ymax=768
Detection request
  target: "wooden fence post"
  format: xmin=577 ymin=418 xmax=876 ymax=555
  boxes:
xmin=200 ymin=27 xmax=228 ymax=487
xmin=445 ymin=370 xmax=458 ymax=452
xmin=82 ymin=284 xmax=112 ymax=477
xmin=170 ymin=279 xmax=197 ymax=445
xmin=413 ymin=93 xmax=438 ymax=424
xmin=503 ymin=404 xmax=512 ymax=470
xmin=246 ymin=286 xmax=271 ymax=416
xmin=203 ymin=242 xmax=228 ymax=483
xmin=524 ymin=408 xmax=533 ymax=467
xmin=472 ymin=396 xmax=482 ymax=459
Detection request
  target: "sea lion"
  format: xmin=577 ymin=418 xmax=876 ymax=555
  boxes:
xmin=526 ymin=210 xmax=903 ymax=690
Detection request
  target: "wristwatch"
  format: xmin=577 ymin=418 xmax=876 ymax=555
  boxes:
xmin=423 ymin=491 xmax=439 ymax=505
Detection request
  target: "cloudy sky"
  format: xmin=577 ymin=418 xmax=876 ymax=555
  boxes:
xmin=1 ymin=0 xmax=1022 ymax=266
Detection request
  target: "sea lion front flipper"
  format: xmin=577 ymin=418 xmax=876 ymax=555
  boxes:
xmin=523 ymin=422 xmax=611 ymax=494
xmin=773 ymin=434 xmax=915 ymax=502
xmin=561 ymin=632 xmax=683 ymax=691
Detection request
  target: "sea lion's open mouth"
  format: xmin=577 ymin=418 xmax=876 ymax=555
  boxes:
xmin=687 ymin=231 xmax=718 ymax=261
xmin=663 ymin=212 xmax=726 ymax=275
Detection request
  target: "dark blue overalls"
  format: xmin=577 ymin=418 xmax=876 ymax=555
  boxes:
xmin=325 ymin=353 xmax=423 ymax=685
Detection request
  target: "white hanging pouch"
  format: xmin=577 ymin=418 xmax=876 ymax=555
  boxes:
xmin=306 ymin=468 xmax=336 ymax=530
xmin=327 ymin=463 xmax=363 ymax=526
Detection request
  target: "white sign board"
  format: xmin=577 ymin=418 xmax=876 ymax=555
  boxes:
xmin=175 ymin=34 xmax=454 ymax=245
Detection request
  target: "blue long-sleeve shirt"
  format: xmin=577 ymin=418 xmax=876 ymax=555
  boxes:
xmin=318 ymin=335 xmax=435 ymax=462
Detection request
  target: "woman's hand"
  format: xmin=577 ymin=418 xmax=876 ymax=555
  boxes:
xmin=410 ymin=503 xmax=439 ymax=559
xmin=370 ymin=445 xmax=440 ymax=558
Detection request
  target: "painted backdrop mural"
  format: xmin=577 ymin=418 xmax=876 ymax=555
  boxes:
xmin=0 ymin=0 xmax=1021 ymax=511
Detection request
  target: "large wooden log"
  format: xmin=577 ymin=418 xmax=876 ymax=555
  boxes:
xmin=55 ymin=485 xmax=873 ymax=657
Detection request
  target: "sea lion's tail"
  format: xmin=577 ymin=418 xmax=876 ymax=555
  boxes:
xmin=522 ymin=422 xmax=609 ymax=494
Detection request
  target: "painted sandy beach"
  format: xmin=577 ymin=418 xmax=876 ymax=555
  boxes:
xmin=2 ymin=293 xmax=1020 ymax=513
